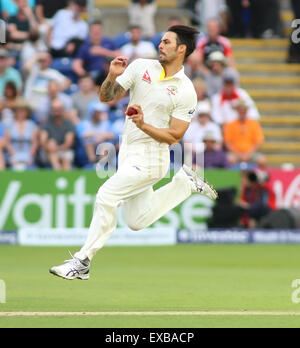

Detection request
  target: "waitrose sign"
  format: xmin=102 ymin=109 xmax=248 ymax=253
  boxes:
xmin=0 ymin=170 xmax=240 ymax=231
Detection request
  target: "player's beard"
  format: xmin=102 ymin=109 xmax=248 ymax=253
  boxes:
xmin=159 ymin=51 xmax=177 ymax=64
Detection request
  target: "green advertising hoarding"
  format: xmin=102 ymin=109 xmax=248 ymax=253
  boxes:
xmin=0 ymin=170 xmax=240 ymax=231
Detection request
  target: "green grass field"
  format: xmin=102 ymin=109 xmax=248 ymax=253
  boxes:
xmin=1 ymin=245 xmax=300 ymax=328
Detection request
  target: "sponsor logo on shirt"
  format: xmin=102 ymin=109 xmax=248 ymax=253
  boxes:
xmin=166 ymin=86 xmax=178 ymax=96
xmin=142 ymin=70 xmax=152 ymax=84
xmin=188 ymin=109 xmax=196 ymax=115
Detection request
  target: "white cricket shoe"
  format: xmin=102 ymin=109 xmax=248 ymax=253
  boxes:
xmin=182 ymin=165 xmax=218 ymax=201
xmin=50 ymin=253 xmax=90 ymax=280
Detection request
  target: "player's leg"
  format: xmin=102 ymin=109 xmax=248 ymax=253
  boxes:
xmin=123 ymin=166 xmax=218 ymax=231
xmin=50 ymin=163 xmax=163 ymax=280
xmin=123 ymin=168 xmax=192 ymax=231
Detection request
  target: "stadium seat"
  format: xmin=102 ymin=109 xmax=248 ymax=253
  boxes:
xmin=51 ymin=58 xmax=78 ymax=84
xmin=114 ymin=32 xmax=131 ymax=49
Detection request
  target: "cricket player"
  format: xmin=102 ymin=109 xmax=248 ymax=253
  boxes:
xmin=50 ymin=25 xmax=218 ymax=280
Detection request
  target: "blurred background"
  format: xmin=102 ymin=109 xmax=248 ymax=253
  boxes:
xmin=1 ymin=0 xmax=300 ymax=243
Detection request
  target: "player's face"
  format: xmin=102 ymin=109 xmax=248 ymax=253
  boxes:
xmin=159 ymin=32 xmax=181 ymax=64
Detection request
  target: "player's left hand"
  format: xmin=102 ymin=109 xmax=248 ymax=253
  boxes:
xmin=127 ymin=104 xmax=145 ymax=130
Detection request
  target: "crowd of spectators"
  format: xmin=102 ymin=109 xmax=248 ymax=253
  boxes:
xmin=0 ymin=0 xmax=268 ymax=172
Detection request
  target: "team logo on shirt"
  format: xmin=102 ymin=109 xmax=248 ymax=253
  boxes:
xmin=166 ymin=86 xmax=178 ymax=96
xmin=142 ymin=70 xmax=152 ymax=84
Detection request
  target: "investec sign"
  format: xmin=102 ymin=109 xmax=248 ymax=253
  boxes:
xmin=0 ymin=171 xmax=231 ymax=230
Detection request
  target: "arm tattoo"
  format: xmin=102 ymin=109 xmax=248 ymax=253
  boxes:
xmin=100 ymin=78 xmax=125 ymax=102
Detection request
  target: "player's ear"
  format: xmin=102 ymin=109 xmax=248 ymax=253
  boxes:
xmin=178 ymin=44 xmax=186 ymax=57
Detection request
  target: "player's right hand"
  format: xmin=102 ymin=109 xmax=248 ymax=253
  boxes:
xmin=109 ymin=56 xmax=128 ymax=77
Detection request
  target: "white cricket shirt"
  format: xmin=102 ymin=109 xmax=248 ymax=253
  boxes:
xmin=116 ymin=58 xmax=197 ymax=146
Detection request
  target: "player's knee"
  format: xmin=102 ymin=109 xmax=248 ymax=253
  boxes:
xmin=126 ymin=217 xmax=146 ymax=232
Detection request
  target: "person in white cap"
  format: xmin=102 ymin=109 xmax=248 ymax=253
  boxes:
xmin=205 ymin=51 xmax=239 ymax=98
xmin=50 ymin=25 xmax=218 ymax=280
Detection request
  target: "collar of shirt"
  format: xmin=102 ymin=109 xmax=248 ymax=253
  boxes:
xmin=220 ymin=90 xmax=239 ymax=104
xmin=158 ymin=65 xmax=185 ymax=82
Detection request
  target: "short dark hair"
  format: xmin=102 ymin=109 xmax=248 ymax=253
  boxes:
xmin=71 ymin=0 xmax=87 ymax=8
xmin=167 ymin=25 xmax=199 ymax=59
xmin=90 ymin=20 xmax=103 ymax=27
xmin=128 ymin=25 xmax=142 ymax=31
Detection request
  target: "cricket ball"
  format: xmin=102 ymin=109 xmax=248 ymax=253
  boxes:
xmin=126 ymin=107 xmax=138 ymax=116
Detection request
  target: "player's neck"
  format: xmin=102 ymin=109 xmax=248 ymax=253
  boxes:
xmin=161 ymin=61 xmax=183 ymax=78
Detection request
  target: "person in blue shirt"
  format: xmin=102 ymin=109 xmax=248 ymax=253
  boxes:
xmin=73 ymin=21 xmax=120 ymax=82
xmin=0 ymin=121 xmax=6 ymax=170
xmin=77 ymin=101 xmax=116 ymax=164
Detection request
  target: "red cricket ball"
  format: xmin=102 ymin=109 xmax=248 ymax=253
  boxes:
xmin=126 ymin=107 xmax=138 ymax=116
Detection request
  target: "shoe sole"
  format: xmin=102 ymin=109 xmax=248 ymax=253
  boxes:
xmin=49 ymin=269 xmax=89 ymax=281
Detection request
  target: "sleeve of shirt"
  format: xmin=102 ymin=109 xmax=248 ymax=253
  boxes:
xmin=51 ymin=70 xmax=68 ymax=84
xmin=211 ymin=94 xmax=224 ymax=125
xmin=253 ymin=121 xmax=264 ymax=145
xmin=11 ymin=69 xmax=22 ymax=90
xmin=0 ymin=124 xmax=4 ymax=138
xmin=116 ymin=59 xmax=140 ymax=92
xmin=80 ymin=23 xmax=89 ymax=40
xmin=171 ymin=87 xmax=197 ymax=123
xmin=76 ymin=42 xmax=87 ymax=60
xmin=224 ymin=123 xmax=233 ymax=145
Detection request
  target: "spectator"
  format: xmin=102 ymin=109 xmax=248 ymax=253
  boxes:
xmin=71 ymin=75 xmax=99 ymax=120
xmin=203 ymin=131 xmax=229 ymax=169
xmin=226 ymin=0 xmax=252 ymax=38
xmin=224 ymin=99 xmax=264 ymax=166
xmin=73 ymin=21 xmax=118 ymax=80
xmin=8 ymin=0 xmax=39 ymax=46
xmin=24 ymin=52 xmax=71 ymax=110
xmin=184 ymin=101 xmax=223 ymax=165
xmin=151 ymin=16 xmax=183 ymax=49
xmin=40 ymin=99 xmax=76 ymax=170
xmin=191 ymin=18 xmax=235 ymax=75
xmin=5 ymin=98 xmax=39 ymax=170
xmin=0 ymin=119 xmax=5 ymax=170
xmin=1 ymin=0 xmax=35 ymax=19
xmin=1 ymin=81 xmax=18 ymax=127
xmin=129 ymin=0 xmax=157 ymax=38
xmin=35 ymin=0 xmax=68 ymax=23
xmin=120 ymin=25 xmax=157 ymax=61
xmin=211 ymin=70 xmax=259 ymax=125
xmin=0 ymin=49 xmax=22 ymax=98
xmin=20 ymin=29 xmax=48 ymax=70
xmin=237 ymin=170 xmax=276 ymax=228
xmin=196 ymin=0 xmax=228 ymax=32
xmin=36 ymin=81 xmax=73 ymax=124
xmin=193 ymin=77 xmax=210 ymax=104
xmin=250 ymin=0 xmax=281 ymax=39
xmin=227 ymin=0 xmax=281 ymax=38
xmin=77 ymin=102 xmax=115 ymax=164
xmin=205 ymin=51 xmax=239 ymax=97
xmin=49 ymin=0 xmax=88 ymax=58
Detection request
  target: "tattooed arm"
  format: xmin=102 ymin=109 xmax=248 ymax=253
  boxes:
xmin=99 ymin=56 xmax=128 ymax=102
xmin=100 ymin=77 xmax=125 ymax=102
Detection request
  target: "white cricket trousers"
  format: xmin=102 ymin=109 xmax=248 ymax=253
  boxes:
xmin=75 ymin=142 xmax=192 ymax=261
